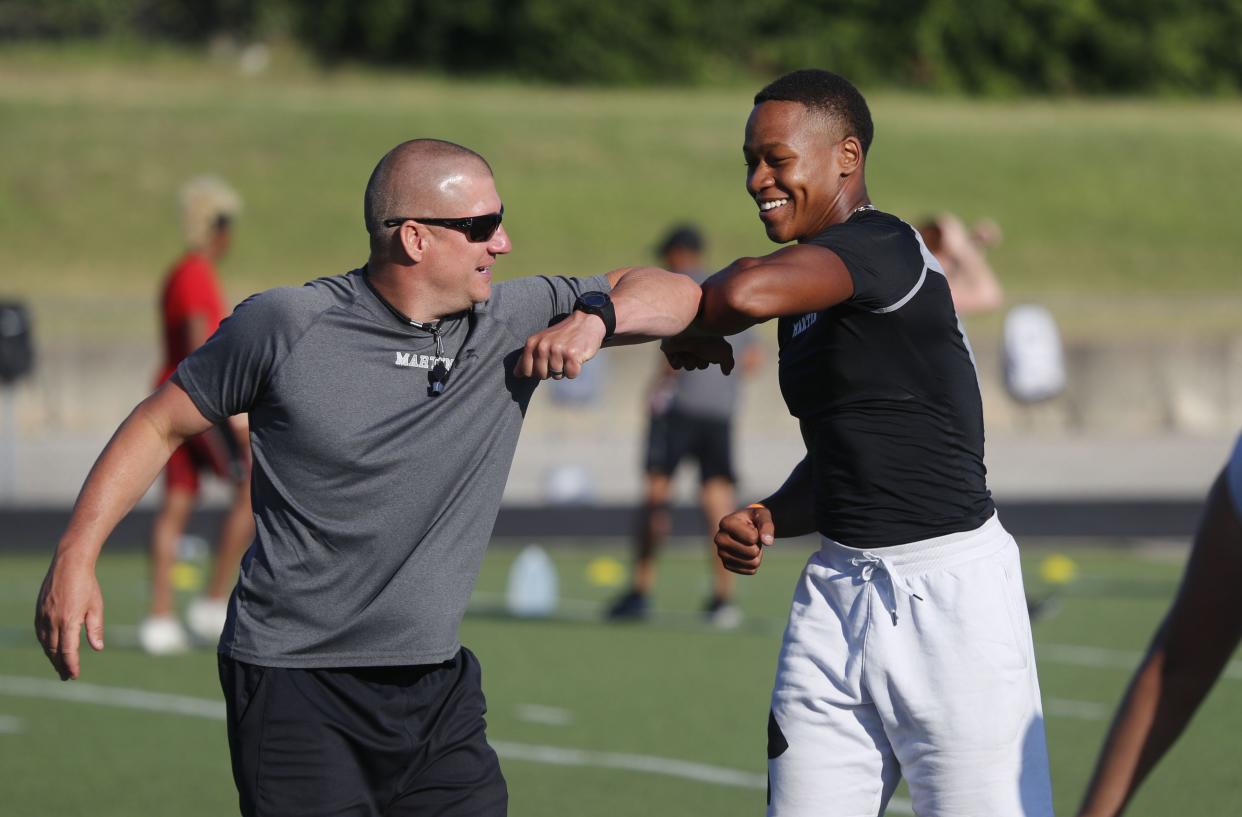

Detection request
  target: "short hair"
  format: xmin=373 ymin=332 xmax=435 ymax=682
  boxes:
xmin=656 ymin=224 xmax=704 ymax=257
xmin=363 ymin=139 xmax=492 ymax=237
xmin=754 ymin=69 xmax=874 ymax=156
xmin=180 ymin=175 xmax=241 ymax=249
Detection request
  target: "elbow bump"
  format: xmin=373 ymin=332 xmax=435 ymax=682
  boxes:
xmin=721 ymin=259 xmax=770 ymax=317
xmin=722 ymin=282 xmax=766 ymax=319
xmin=676 ymin=274 xmax=702 ymax=310
xmin=682 ymin=273 xmax=702 ymax=298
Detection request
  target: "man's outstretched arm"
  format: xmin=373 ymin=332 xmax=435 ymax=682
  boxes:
xmin=1077 ymin=472 xmax=1242 ymax=817
xmin=604 ymin=265 xmax=704 ymax=341
xmin=34 ymin=381 xmax=214 ymax=680
xmin=515 ymin=266 xmax=725 ymax=380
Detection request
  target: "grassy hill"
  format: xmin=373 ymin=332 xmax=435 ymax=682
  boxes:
xmin=1 ymin=44 xmax=1240 ymax=341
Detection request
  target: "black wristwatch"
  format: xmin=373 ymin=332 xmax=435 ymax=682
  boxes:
xmin=573 ymin=291 xmax=616 ymax=340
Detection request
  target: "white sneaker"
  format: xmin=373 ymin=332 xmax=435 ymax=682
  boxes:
xmin=705 ymin=598 xmax=744 ymax=630
xmin=138 ymin=615 xmax=189 ymax=655
xmin=186 ymin=597 xmax=229 ymax=643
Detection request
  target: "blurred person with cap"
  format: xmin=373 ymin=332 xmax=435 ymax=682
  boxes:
xmin=1076 ymin=435 xmax=1242 ymax=817
xmin=141 ymin=175 xmax=254 ymax=655
xmin=35 ymin=138 xmax=722 ymax=817
xmin=607 ymin=223 xmax=761 ymax=628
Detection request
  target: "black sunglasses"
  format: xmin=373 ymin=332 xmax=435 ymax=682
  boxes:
xmin=383 ymin=205 xmax=504 ymax=243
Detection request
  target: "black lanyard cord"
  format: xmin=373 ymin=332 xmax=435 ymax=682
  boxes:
xmin=363 ymin=268 xmax=473 ymax=395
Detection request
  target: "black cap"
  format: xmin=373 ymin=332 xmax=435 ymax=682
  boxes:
xmin=656 ymin=224 xmax=704 ymax=257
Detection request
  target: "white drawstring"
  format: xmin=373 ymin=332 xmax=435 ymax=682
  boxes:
xmin=850 ymin=552 xmax=923 ymax=624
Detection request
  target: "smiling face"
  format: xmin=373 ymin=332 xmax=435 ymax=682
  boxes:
xmin=744 ymin=100 xmax=862 ymax=244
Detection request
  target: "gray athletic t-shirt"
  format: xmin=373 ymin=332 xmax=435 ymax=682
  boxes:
xmin=174 ymin=268 xmax=610 ymax=668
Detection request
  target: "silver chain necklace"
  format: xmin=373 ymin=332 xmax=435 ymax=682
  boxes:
xmin=851 ymin=203 xmax=876 ymax=217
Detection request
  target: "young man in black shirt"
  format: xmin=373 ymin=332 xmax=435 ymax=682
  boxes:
xmin=667 ymin=69 xmax=1055 ymax=817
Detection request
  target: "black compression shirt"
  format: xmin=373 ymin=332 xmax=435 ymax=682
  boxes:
xmin=778 ymin=208 xmax=994 ymax=547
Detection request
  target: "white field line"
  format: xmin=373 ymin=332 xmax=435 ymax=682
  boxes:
xmin=491 ymin=742 xmax=916 ymax=815
xmin=1039 ymin=643 xmax=1242 ymax=681
xmin=0 ymin=714 xmax=24 ymax=733
xmin=515 ymin=703 xmax=573 ymax=726
xmin=0 ymin=675 xmax=832 ymax=805
xmin=0 ymin=675 xmax=227 ymax=719
xmin=1045 ymin=698 xmax=1110 ymax=721
xmin=490 ymin=740 xmax=764 ymax=788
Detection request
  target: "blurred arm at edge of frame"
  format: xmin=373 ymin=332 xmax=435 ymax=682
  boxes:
xmin=1076 ymin=471 xmax=1242 ymax=817
xmin=34 ymin=381 xmax=215 ymax=681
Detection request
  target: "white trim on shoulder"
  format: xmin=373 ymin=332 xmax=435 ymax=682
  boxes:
xmin=871 ymin=266 xmax=927 ymax=314
xmin=868 ymin=220 xmax=944 ymax=315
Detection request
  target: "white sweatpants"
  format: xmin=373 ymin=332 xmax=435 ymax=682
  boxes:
xmin=767 ymin=513 xmax=1055 ymax=817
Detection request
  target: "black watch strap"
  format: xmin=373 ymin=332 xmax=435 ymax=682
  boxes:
xmin=574 ymin=291 xmax=616 ymax=339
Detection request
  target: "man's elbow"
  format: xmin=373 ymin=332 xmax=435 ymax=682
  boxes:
xmin=673 ymin=272 xmax=702 ymax=320
xmin=130 ymin=391 xmax=180 ymax=446
xmin=638 ymin=268 xmax=701 ymax=330
xmin=136 ymin=381 xmax=213 ymax=448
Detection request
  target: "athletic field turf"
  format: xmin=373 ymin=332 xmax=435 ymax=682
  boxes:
xmin=2 ymin=540 xmax=1240 ymax=816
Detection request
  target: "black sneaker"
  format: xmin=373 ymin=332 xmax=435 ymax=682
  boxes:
xmin=704 ymin=596 xmax=743 ymax=630
xmin=606 ymin=590 xmax=649 ymax=621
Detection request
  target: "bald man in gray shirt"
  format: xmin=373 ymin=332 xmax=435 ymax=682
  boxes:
xmin=36 ymin=139 xmax=728 ymax=817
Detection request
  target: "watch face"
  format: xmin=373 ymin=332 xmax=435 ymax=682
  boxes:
xmin=579 ymin=291 xmax=609 ymax=308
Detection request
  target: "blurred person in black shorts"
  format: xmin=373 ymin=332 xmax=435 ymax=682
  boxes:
xmin=608 ymin=225 xmax=762 ymax=628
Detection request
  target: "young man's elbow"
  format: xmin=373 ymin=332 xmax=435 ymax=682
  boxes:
xmin=731 ymin=291 xmax=763 ymax=320
xmin=699 ymin=280 xmax=762 ymax=332
xmin=720 ymin=278 xmax=772 ymax=321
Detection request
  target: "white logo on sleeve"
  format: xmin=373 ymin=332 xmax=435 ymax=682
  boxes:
xmin=393 ymin=352 xmax=454 ymax=370
xmin=791 ymin=313 xmax=818 ymax=338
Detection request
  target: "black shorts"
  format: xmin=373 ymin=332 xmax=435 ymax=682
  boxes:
xmin=219 ymin=648 xmax=507 ymax=817
xmin=644 ymin=408 xmax=735 ymax=484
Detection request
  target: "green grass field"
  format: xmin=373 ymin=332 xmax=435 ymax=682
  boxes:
xmin=2 ymin=44 xmax=1242 ymax=343
xmin=2 ymin=540 xmax=1240 ymax=816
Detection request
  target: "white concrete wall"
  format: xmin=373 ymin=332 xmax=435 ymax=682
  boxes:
xmin=4 ymin=333 xmax=1239 ymax=507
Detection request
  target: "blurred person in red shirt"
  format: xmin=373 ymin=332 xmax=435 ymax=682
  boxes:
xmin=142 ymin=176 xmax=254 ymax=655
